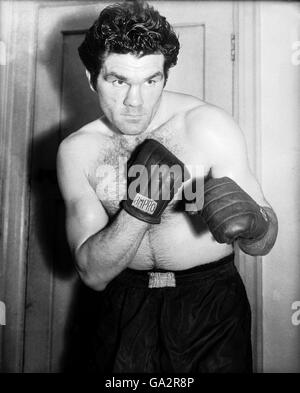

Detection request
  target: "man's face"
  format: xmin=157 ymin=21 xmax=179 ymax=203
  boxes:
xmin=95 ymin=52 xmax=165 ymax=135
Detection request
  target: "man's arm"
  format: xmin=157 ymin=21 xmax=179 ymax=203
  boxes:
xmin=56 ymin=136 xmax=150 ymax=291
xmin=188 ymin=105 xmax=278 ymax=256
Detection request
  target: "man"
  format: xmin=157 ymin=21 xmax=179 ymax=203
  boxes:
xmin=57 ymin=0 xmax=278 ymax=373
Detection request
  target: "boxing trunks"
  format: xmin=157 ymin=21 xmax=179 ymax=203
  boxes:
xmin=87 ymin=253 xmax=253 ymax=373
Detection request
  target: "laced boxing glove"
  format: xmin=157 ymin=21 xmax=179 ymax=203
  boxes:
xmin=121 ymin=139 xmax=190 ymax=224
xmin=201 ymin=176 xmax=269 ymax=244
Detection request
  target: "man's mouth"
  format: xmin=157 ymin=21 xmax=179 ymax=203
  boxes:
xmin=123 ymin=114 xmax=145 ymax=123
xmin=123 ymin=114 xmax=144 ymax=117
xmin=125 ymin=117 xmax=142 ymax=123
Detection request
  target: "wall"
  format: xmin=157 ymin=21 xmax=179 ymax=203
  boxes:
xmin=259 ymin=2 xmax=300 ymax=373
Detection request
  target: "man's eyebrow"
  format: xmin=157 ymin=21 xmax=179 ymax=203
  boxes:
xmin=104 ymin=71 xmax=128 ymax=81
xmin=145 ymin=71 xmax=164 ymax=81
xmin=104 ymin=71 xmax=164 ymax=82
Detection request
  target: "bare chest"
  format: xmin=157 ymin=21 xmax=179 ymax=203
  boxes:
xmin=88 ymin=122 xmax=210 ymax=217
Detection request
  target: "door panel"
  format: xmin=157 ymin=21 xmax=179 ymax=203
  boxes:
xmin=24 ymin=1 xmax=234 ymax=372
xmin=61 ymin=32 xmax=100 ymax=137
xmin=169 ymin=24 xmax=205 ymax=99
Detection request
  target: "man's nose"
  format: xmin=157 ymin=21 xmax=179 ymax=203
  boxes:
xmin=124 ymin=85 xmax=143 ymax=108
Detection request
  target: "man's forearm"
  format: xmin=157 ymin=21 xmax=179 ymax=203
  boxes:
xmin=238 ymin=206 xmax=278 ymax=256
xmin=75 ymin=210 xmax=150 ymax=290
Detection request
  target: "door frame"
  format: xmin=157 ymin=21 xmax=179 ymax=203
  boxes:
xmin=0 ymin=0 xmax=39 ymax=372
xmin=233 ymin=1 xmax=263 ymax=373
xmin=0 ymin=0 xmax=263 ymax=372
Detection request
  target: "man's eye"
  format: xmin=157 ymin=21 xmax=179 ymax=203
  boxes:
xmin=112 ymin=80 xmax=125 ymax=86
xmin=146 ymin=79 xmax=156 ymax=85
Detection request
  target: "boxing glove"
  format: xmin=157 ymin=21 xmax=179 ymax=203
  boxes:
xmin=201 ymin=176 xmax=269 ymax=244
xmin=121 ymin=139 xmax=190 ymax=224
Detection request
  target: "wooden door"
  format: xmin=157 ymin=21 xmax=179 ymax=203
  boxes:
xmin=24 ymin=0 xmax=235 ymax=372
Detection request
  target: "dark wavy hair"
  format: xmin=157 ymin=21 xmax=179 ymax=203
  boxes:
xmin=78 ymin=0 xmax=180 ymax=89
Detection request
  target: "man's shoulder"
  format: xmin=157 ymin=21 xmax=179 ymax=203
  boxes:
xmin=58 ymin=119 xmax=112 ymax=162
xmin=159 ymin=92 xmax=243 ymax=149
xmin=184 ymin=102 xmax=231 ymax=126
xmin=183 ymin=102 xmax=243 ymax=146
xmin=180 ymin=103 xmax=249 ymax=173
xmin=163 ymin=90 xmax=205 ymax=114
xmin=162 ymin=91 xmax=233 ymax=128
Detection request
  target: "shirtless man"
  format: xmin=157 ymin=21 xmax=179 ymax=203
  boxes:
xmin=57 ymin=1 xmax=278 ymax=373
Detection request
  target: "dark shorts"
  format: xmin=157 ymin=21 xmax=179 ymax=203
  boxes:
xmin=88 ymin=253 xmax=252 ymax=373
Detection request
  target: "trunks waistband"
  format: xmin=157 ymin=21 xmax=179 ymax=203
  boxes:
xmin=111 ymin=253 xmax=236 ymax=289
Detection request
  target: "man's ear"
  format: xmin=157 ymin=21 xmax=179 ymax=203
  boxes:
xmin=85 ymin=69 xmax=96 ymax=92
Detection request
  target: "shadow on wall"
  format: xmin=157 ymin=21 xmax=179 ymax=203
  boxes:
xmin=28 ymin=10 xmax=104 ymax=372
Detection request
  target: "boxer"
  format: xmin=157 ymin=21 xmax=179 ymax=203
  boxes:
xmin=57 ymin=1 xmax=278 ymax=373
